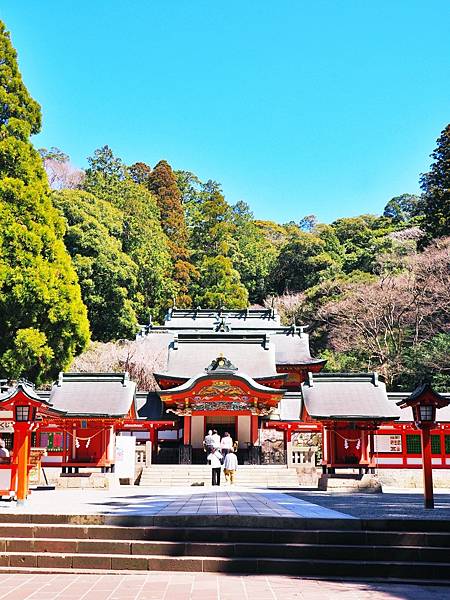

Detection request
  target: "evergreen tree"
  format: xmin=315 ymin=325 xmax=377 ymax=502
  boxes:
xmin=129 ymin=161 xmax=152 ymax=186
xmin=83 ymin=147 xmax=175 ymax=321
xmin=147 ymin=160 xmax=196 ymax=306
xmin=176 ymin=175 xmax=248 ymax=307
xmin=383 ymin=194 xmax=421 ymax=224
xmin=419 ymin=124 xmax=450 ymax=244
xmin=195 ymin=255 xmax=248 ymax=309
xmin=53 ymin=190 xmax=139 ymax=341
xmin=231 ymin=201 xmax=277 ymax=303
xmin=270 ymin=230 xmax=341 ymax=294
xmin=331 ymin=215 xmax=394 ymax=273
xmin=0 ymin=21 xmax=89 ymax=383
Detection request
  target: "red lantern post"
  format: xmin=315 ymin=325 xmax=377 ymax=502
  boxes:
xmin=397 ymin=383 xmax=450 ymax=510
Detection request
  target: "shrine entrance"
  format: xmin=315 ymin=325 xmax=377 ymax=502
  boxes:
xmin=205 ymin=415 xmax=236 ymax=441
xmin=155 ymin=356 xmax=287 ymax=465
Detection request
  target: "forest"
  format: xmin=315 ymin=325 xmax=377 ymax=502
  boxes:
xmin=0 ymin=20 xmax=449 ymax=391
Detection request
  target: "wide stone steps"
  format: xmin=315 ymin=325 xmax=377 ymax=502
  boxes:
xmin=0 ymin=518 xmax=449 ymax=579
xmin=139 ymin=465 xmax=300 ymax=487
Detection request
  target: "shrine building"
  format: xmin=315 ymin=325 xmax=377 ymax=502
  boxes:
xmin=0 ymin=307 xmax=449 ymax=492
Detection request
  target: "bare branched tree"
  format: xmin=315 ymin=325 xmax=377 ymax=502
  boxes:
xmin=319 ymin=238 xmax=450 ymax=383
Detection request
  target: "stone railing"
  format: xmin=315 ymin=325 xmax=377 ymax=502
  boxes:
xmin=135 ymin=442 xmax=152 ymax=468
xmin=287 ymin=444 xmax=317 ymax=467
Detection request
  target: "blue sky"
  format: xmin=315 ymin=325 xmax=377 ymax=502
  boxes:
xmin=2 ymin=1 xmax=449 ymax=223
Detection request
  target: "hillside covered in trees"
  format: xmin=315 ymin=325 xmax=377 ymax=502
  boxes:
xmin=0 ymin=20 xmax=449 ymax=391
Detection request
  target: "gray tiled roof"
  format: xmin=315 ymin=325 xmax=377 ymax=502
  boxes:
xmin=163 ymin=335 xmax=278 ymax=377
xmin=302 ymin=373 xmax=399 ymax=420
xmin=49 ymin=372 xmax=136 ymax=417
xmin=138 ymin=309 xmax=323 ymax=377
xmin=162 ymin=308 xmax=281 ymax=330
xmin=387 ymin=392 xmax=450 ymax=422
xmin=271 ymin=332 xmax=325 ymax=365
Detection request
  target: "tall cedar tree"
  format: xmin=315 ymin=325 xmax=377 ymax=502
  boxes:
xmin=420 ymin=124 xmax=450 ymax=244
xmin=53 ymin=190 xmax=139 ymax=341
xmin=83 ymin=147 xmax=175 ymax=322
xmin=0 ymin=21 xmax=89 ymax=383
xmin=176 ymin=176 xmax=248 ymax=308
xmin=147 ymin=160 xmax=196 ymax=306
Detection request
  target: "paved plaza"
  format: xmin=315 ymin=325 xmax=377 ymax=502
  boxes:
xmin=288 ymin=489 xmax=450 ymax=520
xmin=2 ymin=485 xmax=450 ymax=521
xmin=0 ymin=487 xmax=353 ymax=520
xmin=0 ymin=572 xmax=448 ymax=600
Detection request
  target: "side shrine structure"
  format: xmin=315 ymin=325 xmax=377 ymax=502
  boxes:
xmin=0 ymin=308 xmax=449 ymax=496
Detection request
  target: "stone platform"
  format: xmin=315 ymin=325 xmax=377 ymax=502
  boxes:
xmin=1 ymin=488 xmax=450 ymax=580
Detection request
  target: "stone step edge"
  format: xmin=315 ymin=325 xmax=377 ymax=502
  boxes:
xmin=2 ymin=521 xmax=450 ymax=535
xmin=2 ymin=552 xmax=450 ymax=575
xmin=3 ymin=538 xmax=450 ymax=554
xmin=2 ymin=530 xmax=450 ymax=547
xmin=5 ymin=551 xmax=450 ymax=566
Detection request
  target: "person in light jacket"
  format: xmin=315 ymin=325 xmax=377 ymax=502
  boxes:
xmin=220 ymin=431 xmax=233 ymax=457
xmin=223 ymin=449 xmax=238 ymax=485
xmin=207 ymin=448 xmax=223 ymax=486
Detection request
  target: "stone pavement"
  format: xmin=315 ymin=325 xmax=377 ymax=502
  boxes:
xmin=1 ymin=487 xmax=353 ymax=519
xmin=288 ymin=489 xmax=450 ymax=520
xmin=0 ymin=573 xmax=448 ymax=599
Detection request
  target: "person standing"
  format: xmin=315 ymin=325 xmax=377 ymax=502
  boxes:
xmin=220 ymin=431 xmax=233 ymax=457
xmin=208 ymin=448 xmax=223 ymax=486
xmin=203 ymin=429 xmax=215 ymax=454
xmin=211 ymin=429 xmax=221 ymax=449
xmin=223 ymin=449 xmax=238 ymax=485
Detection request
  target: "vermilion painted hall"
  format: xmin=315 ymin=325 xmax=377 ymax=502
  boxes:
xmin=0 ymin=308 xmax=449 ymax=493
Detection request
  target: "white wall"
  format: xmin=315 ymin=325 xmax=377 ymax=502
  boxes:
xmin=237 ymin=415 xmax=250 ymax=446
xmin=191 ymin=416 xmax=205 ymax=448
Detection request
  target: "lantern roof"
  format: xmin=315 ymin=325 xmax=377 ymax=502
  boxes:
xmin=396 ymin=382 xmax=450 ymax=410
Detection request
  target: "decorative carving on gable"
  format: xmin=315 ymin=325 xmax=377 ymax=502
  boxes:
xmin=205 ymin=355 xmax=238 ymax=374
xmin=197 ymin=381 xmax=243 ymax=396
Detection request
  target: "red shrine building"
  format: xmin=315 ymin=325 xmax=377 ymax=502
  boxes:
xmin=0 ymin=308 xmax=449 ymax=492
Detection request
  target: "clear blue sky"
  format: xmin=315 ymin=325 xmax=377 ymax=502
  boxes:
xmin=2 ymin=1 xmax=449 ymax=223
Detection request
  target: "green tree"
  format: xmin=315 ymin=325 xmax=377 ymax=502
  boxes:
xmin=397 ymin=334 xmax=450 ymax=392
xmin=176 ymin=172 xmax=248 ymax=307
xmin=53 ymin=190 xmax=139 ymax=341
xmin=83 ymin=147 xmax=175 ymax=321
xmin=270 ymin=228 xmax=342 ymax=294
xmin=419 ymin=124 xmax=450 ymax=244
xmin=129 ymin=161 xmax=152 ymax=186
xmin=0 ymin=21 xmax=89 ymax=383
xmin=195 ymin=255 xmax=248 ymax=309
xmin=147 ymin=160 xmax=196 ymax=306
xmin=331 ymin=215 xmax=394 ymax=273
xmin=383 ymin=193 xmax=421 ymax=224
xmin=231 ymin=201 xmax=277 ymax=303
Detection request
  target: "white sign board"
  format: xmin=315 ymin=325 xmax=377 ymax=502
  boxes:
xmin=374 ymin=434 xmax=402 ymax=453
xmin=115 ymin=435 xmax=136 ymax=479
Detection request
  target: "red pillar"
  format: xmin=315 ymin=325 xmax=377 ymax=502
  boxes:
xmin=421 ymin=426 xmax=434 ymax=509
xmin=250 ymin=415 xmax=259 ymax=445
xmin=325 ymin=427 xmax=334 ymax=465
xmin=183 ymin=416 xmax=191 ymax=446
xmin=360 ymin=430 xmax=369 ymax=463
xmin=286 ymin=428 xmax=292 ymax=443
xmin=14 ymin=424 xmax=30 ymax=503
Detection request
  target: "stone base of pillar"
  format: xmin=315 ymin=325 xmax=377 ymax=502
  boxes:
xmin=318 ymin=473 xmax=381 ymax=493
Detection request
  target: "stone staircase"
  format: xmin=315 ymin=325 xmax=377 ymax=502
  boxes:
xmin=0 ymin=514 xmax=449 ymax=580
xmin=138 ymin=464 xmax=300 ymax=488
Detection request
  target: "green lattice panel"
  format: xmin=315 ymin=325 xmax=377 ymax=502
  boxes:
xmin=406 ymin=434 xmax=441 ymax=454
